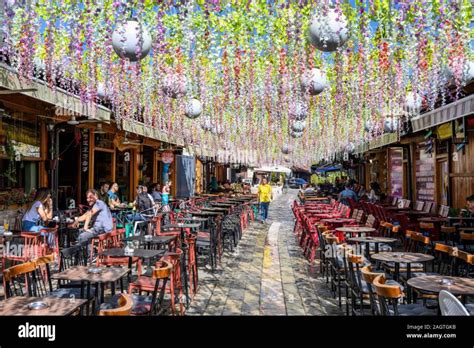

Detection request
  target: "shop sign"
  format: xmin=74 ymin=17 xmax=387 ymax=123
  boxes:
xmin=11 ymin=140 xmax=40 ymax=159
xmin=81 ymin=129 xmax=89 ymax=173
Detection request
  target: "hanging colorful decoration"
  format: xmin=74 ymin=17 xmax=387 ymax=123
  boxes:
xmin=2 ymin=0 xmax=471 ymax=167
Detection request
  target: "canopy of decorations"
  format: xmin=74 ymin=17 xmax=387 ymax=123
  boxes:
xmin=2 ymin=0 xmax=472 ymax=166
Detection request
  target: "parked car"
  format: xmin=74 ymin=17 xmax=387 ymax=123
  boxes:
xmin=288 ymin=178 xmax=307 ymax=188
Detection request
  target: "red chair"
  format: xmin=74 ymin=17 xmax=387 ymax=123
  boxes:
xmin=129 ymin=249 xmax=185 ymax=315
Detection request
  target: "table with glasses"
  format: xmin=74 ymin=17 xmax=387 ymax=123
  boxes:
xmin=100 ymin=248 xmax=164 ymax=281
xmin=162 ymin=223 xmax=201 ymax=241
xmin=124 ymin=235 xmax=176 ymax=250
xmin=0 ymin=296 xmax=88 ymax=316
xmin=371 ymin=252 xmax=434 ymax=281
xmin=335 ymin=227 xmax=376 ymax=240
xmin=51 ymin=265 xmax=129 ymax=304
xmin=407 ymin=275 xmax=474 ymax=299
xmin=347 ymin=236 xmax=397 ymax=258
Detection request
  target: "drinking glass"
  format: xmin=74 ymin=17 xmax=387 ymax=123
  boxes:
xmin=3 ymin=219 xmax=9 ymax=232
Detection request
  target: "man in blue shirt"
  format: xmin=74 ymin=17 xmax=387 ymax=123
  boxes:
xmin=107 ymin=182 xmax=121 ymax=208
xmin=338 ymin=184 xmax=358 ymax=206
xmin=73 ymin=189 xmax=114 ymax=258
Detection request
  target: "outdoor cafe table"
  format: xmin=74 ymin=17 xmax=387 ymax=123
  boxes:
xmin=177 ymin=217 xmax=208 ymax=222
xmin=418 ymin=216 xmax=449 ymax=240
xmin=320 ymin=218 xmax=356 ymax=224
xmin=347 ymin=237 xmax=397 ymax=258
xmin=407 ymin=275 xmax=474 ymax=301
xmin=100 ymin=248 xmax=164 ymax=281
xmin=190 ymin=211 xmax=224 ymax=217
xmin=334 ymin=227 xmax=376 ymax=241
xmin=371 ymin=252 xmax=434 ymax=282
xmin=0 ymin=296 xmax=88 ymax=316
xmin=210 ymin=203 xmax=235 ymax=208
xmin=125 ymin=235 xmax=176 ymax=250
xmin=162 ymin=223 xmax=201 ymax=241
xmin=51 ymin=265 xmax=129 ymax=304
xmin=448 ymin=216 xmax=474 ymax=226
xmin=202 ymin=206 xmax=229 ymax=211
xmin=305 ymin=197 xmax=330 ymax=202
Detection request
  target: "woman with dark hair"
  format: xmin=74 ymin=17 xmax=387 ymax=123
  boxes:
xmin=22 ymin=187 xmax=53 ymax=232
xmin=368 ymin=182 xmax=381 ymax=202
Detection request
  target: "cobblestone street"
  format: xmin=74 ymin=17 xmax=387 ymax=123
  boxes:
xmin=187 ymin=190 xmax=343 ymax=316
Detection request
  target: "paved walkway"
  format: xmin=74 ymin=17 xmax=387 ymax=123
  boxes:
xmin=187 ymin=190 xmax=342 ymax=316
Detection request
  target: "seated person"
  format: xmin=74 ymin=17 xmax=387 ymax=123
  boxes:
xmin=22 ymin=187 xmax=55 ymax=246
xmin=22 ymin=188 xmax=53 ymax=232
xmin=73 ymin=189 xmax=113 ymax=255
xmin=338 ymin=184 xmax=358 ymax=206
xmin=97 ymin=182 xmax=110 ymax=206
xmin=223 ymin=181 xmax=233 ymax=192
xmin=460 ymin=195 xmax=474 ymax=227
xmin=107 ymin=182 xmax=121 ymax=209
xmin=149 ymin=183 xmax=162 ymax=202
xmin=128 ymin=186 xmax=155 ymax=222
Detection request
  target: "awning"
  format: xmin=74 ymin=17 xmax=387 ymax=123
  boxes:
xmin=122 ymin=119 xmax=184 ymax=146
xmin=368 ymin=133 xmax=398 ymax=150
xmin=411 ymin=94 xmax=474 ymax=132
xmin=0 ymin=64 xmax=111 ymax=122
xmin=314 ymin=165 xmax=342 ymax=173
xmin=354 ymin=132 xmax=398 ymax=154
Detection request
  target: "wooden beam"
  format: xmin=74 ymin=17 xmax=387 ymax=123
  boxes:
xmin=449 ymin=173 xmax=474 ymax=177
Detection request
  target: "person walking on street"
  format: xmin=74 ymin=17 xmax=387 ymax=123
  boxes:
xmin=258 ymin=177 xmax=273 ymax=224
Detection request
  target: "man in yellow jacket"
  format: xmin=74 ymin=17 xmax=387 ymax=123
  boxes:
xmin=257 ymin=177 xmax=273 ymax=224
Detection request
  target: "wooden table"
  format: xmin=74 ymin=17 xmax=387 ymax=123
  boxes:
xmin=202 ymin=207 xmax=229 ymax=212
xmin=335 ymin=227 xmax=376 ymax=236
xmin=407 ymin=275 xmax=474 ymax=297
xmin=191 ymin=211 xmax=224 ymax=216
xmin=347 ymin=237 xmax=397 ymax=257
xmin=124 ymin=235 xmax=176 ymax=249
xmin=51 ymin=265 xmax=129 ymax=304
xmin=100 ymin=248 xmax=164 ymax=281
xmin=163 ymin=223 xmax=201 ymax=241
xmin=177 ymin=216 xmax=208 ymax=222
xmin=371 ymin=252 xmax=434 ymax=281
xmin=0 ymin=296 xmax=88 ymax=316
xmin=418 ymin=217 xmax=449 ymax=240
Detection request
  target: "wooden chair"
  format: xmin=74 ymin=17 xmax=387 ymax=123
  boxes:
xmin=438 ymin=226 xmax=456 ymax=245
xmin=423 ymin=201 xmax=433 ymax=214
xmin=433 ymin=243 xmax=455 ymax=275
xmin=453 ymin=250 xmax=474 ymax=277
xmin=2 ymin=261 xmax=37 ymax=298
xmin=99 ymin=294 xmax=133 ymax=316
xmin=127 ymin=260 xmax=175 ymax=315
xmin=414 ymin=201 xmax=424 ymax=211
xmin=372 ymin=274 xmax=436 ymax=316
xmin=459 ymin=232 xmax=474 ymax=252
xmin=361 ymin=265 xmax=384 ymax=315
xmin=345 ymin=253 xmax=370 ymax=316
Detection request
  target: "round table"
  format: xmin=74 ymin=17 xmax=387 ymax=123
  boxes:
xmin=418 ymin=217 xmax=449 ymax=241
xmin=334 ymin=226 xmax=376 ymax=242
xmin=371 ymin=252 xmax=434 ymax=281
xmin=347 ymin=237 xmax=397 ymax=258
xmin=407 ymin=275 xmax=474 ymax=297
